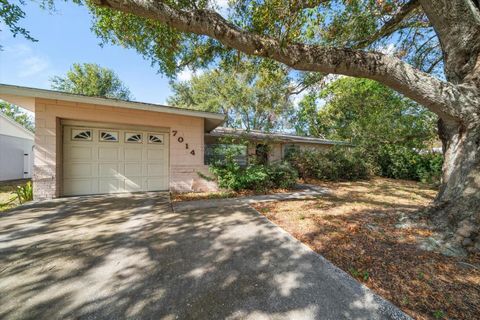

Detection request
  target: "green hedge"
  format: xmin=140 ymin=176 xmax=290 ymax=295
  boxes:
xmin=286 ymin=147 xmax=371 ymax=181
xmin=376 ymin=145 xmax=443 ymax=184
xmin=286 ymin=145 xmax=442 ymax=185
xmin=209 ymin=143 xmax=442 ymax=190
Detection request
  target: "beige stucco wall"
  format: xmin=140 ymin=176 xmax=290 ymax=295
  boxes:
xmin=297 ymin=143 xmax=332 ymax=153
xmin=268 ymin=143 xmax=283 ymax=163
xmin=268 ymin=142 xmax=333 ymax=163
xmin=34 ymin=98 xmax=216 ymax=199
xmin=245 ymin=141 xmax=334 ymax=165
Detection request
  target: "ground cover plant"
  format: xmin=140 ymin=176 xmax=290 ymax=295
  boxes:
xmin=0 ymin=180 xmax=31 ymax=212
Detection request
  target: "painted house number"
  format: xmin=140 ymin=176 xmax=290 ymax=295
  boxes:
xmin=172 ymin=130 xmax=195 ymax=155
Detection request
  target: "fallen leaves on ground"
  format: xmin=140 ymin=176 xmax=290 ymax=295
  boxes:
xmin=170 ymin=188 xmax=291 ymax=202
xmin=252 ymin=177 xmax=480 ymax=320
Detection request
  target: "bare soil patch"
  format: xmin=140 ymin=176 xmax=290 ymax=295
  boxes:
xmin=252 ymin=177 xmax=480 ymax=320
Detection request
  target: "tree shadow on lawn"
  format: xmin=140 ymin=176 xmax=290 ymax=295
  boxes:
xmin=0 ymin=193 xmax=403 ymax=320
xmin=253 ymin=182 xmax=480 ymax=320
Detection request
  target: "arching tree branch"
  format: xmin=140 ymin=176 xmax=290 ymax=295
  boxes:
xmin=91 ymin=0 xmax=479 ymax=122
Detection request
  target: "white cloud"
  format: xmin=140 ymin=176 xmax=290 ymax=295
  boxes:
xmin=19 ymin=56 xmax=50 ymax=77
xmin=378 ymin=43 xmax=396 ymax=55
xmin=177 ymin=68 xmax=203 ymax=81
xmin=5 ymin=44 xmax=51 ymax=78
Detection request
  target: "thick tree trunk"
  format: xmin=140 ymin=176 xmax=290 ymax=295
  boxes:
xmin=432 ymin=118 xmax=480 ymax=252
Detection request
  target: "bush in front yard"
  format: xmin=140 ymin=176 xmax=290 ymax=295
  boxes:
xmin=211 ymin=163 xmax=298 ymax=191
xmin=286 ymin=147 xmax=371 ymax=181
xmin=210 ymin=155 xmax=298 ymax=192
xmin=268 ymin=162 xmax=299 ymax=189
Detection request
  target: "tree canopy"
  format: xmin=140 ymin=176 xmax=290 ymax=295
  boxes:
xmin=50 ymin=63 xmax=132 ymax=100
xmin=0 ymin=101 xmax=35 ymax=132
xmin=0 ymin=0 xmax=37 ymax=48
xmin=295 ymin=77 xmax=437 ymax=149
xmin=168 ymin=61 xmax=293 ymax=131
xmin=86 ymin=0 xmax=444 ymax=79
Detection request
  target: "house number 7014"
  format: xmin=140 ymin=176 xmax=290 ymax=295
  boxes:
xmin=172 ymin=130 xmax=195 ymax=156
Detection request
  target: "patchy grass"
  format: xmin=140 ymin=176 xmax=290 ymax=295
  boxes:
xmin=171 ymin=187 xmax=292 ymax=202
xmin=252 ymin=177 xmax=480 ymax=320
xmin=0 ymin=179 xmax=29 ymax=212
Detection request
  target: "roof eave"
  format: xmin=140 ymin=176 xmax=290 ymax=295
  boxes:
xmin=205 ymin=131 xmax=348 ymax=146
xmin=0 ymin=84 xmax=225 ymax=132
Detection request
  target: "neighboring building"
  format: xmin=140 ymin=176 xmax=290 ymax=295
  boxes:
xmin=0 ymin=84 xmax=348 ymax=199
xmin=0 ymin=112 xmax=34 ymax=181
xmin=205 ymin=127 xmax=349 ymax=165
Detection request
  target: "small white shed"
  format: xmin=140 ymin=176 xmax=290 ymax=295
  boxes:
xmin=0 ymin=113 xmax=34 ymax=181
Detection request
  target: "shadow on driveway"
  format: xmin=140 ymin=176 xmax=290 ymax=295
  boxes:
xmin=0 ymin=193 xmax=407 ymax=319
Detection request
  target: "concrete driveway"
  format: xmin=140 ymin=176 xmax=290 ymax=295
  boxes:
xmin=0 ymin=193 xmax=407 ymax=320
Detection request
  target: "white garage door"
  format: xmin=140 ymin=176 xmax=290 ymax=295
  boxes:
xmin=63 ymin=125 xmax=169 ymax=196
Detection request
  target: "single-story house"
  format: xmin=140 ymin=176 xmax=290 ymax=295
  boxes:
xmin=0 ymin=112 xmax=34 ymax=181
xmin=0 ymin=84 xmax=345 ymax=199
xmin=205 ymin=127 xmax=348 ymax=165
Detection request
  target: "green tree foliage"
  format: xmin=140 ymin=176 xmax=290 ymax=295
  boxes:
xmin=168 ymin=61 xmax=293 ymax=131
xmin=0 ymin=0 xmax=37 ymax=47
xmin=296 ymin=77 xmax=437 ymax=150
xmin=50 ymin=63 xmax=132 ymax=100
xmin=286 ymin=147 xmax=371 ymax=181
xmin=88 ymin=0 xmax=215 ymax=77
xmin=86 ymin=0 xmax=442 ymax=78
xmin=4 ymin=1 xmax=441 ymax=76
xmin=293 ymin=77 xmax=442 ymax=183
xmin=210 ymin=147 xmax=298 ymax=191
xmin=376 ymin=145 xmax=443 ymax=184
xmin=0 ymin=101 xmax=34 ymax=132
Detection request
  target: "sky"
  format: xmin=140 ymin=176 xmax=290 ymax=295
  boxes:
xmin=0 ymin=1 xmax=193 ymax=105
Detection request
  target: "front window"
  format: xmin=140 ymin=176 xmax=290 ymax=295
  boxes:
xmin=204 ymin=144 xmax=247 ymax=167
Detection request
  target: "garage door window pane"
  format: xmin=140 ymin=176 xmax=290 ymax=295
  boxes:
xmin=100 ymin=131 xmax=119 ymax=142
xmin=149 ymin=134 xmax=164 ymax=144
xmin=125 ymin=132 xmax=143 ymax=143
xmin=72 ymin=129 xmax=92 ymax=141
